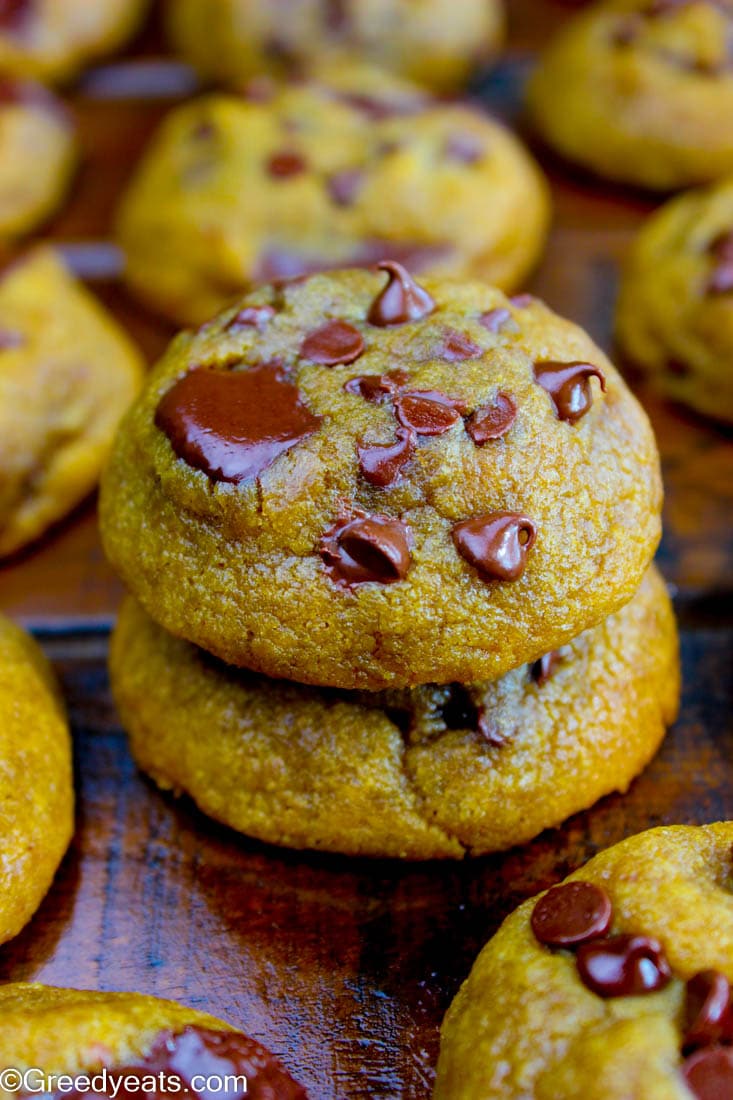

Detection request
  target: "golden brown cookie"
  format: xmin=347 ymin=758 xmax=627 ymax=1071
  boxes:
xmin=435 ymin=822 xmax=733 ymax=1099
xmin=617 ymin=177 xmax=733 ymax=423
xmin=115 ymin=71 xmax=549 ymax=325
xmin=528 ymin=0 xmax=733 ymax=190
xmin=100 ymin=267 xmax=662 ymax=691
xmin=0 ymin=247 xmax=144 ymax=559
xmin=0 ymin=78 xmax=75 ymax=240
xmin=0 ymin=0 xmax=149 ymax=84
xmin=0 ymin=983 xmax=306 ymax=1097
xmin=0 ymin=616 xmax=72 ymax=946
xmin=167 ymin=0 xmax=504 ymax=94
xmin=109 ymin=567 xmax=678 ymax=859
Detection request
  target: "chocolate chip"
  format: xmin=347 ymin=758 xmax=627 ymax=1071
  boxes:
xmin=0 ymin=0 xmax=32 ymax=32
xmin=368 ymin=261 xmax=436 ymax=327
xmin=576 ymin=934 xmax=672 ymax=997
xmin=684 ymin=971 xmax=733 ymax=1051
xmin=327 ymin=169 xmax=364 ymax=206
xmin=321 ymin=513 xmax=411 ymax=585
xmin=267 ymin=151 xmax=307 ymax=178
xmin=531 ymin=651 xmax=562 ymax=686
xmin=682 ymin=1046 xmax=733 ymax=1100
xmin=466 ymin=394 xmax=517 ymax=444
xmin=509 ymin=293 xmax=535 ymax=309
xmin=300 ymin=320 xmax=365 ymax=365
xmin=479 ymin=308 xmax=519 ymax=334
xmin=477 ymin=709 xmax=508 ymax=746
xmin=452 ymin=512 xmax=537 ymax=582
xmin=444 ymin=133 xmax=485 ymax=165
xmin=708 ymin=230 xmax=733 ymax=294
xmin=344 ymin=369 xmax=409 ymax=403
xmin=395 ymin=391 xmax=467 ymax=435
xmin=357 ymin=428 xmax=415 ymax=487
xmin=533 ymin=361 xmax=606 ymax=424
xmin=440 ymin=684 xmax=480 ymax=731
xmin=531 ymin=882 xmax=613 ymax=947
xmin=155 ymin=363 xmax=322 ymax=483
xmin=436 ymin=329 xmax=483 ymax=362
xmin=225 ymin=305 xmax=275 ymax=331
xmin=335 ymin=91 xmax=425 ymax=121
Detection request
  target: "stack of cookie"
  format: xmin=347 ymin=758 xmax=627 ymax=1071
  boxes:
xmin=101 ymin=262 xmax=679 ymax=859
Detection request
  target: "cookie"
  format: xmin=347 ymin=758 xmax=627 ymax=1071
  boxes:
xmin=100 ymin=267 xmax=662 ymax=691
xmin=0 ymin=616 xmax=72 ymax=945
xmin=115 ymin=71 xmax=549 ymax=325
xmin=435 ymin=822 xmax=733 ymax=1099
xmin=617 ymin=177 xmax=733 ymax=423
xmin=0 ymin=78 xmax=75 ymax=240
xmin=527 ymin=0 xmax=733 ymax=190
xmin=0 ymin=0 xmax=149 ymax=84
xmin=109 ymin=567 xmax=677 ymax=859
xmin=167 ymin=0 xmax=504 ymax=94
xmin=0 ymin=983 xmax=306 ymax=1098
xmin=0 ymin=247 xmax=144 ymax=559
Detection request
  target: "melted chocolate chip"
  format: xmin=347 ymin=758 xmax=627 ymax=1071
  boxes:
xmin=531 ymin=882 xmax=613 ymax=948
xmin=321 ymin=512 xmax=411 ymax=586
xmin=452 ymin=512 xmax=537 ymax=582
xmin=533 ymin=361 xmax=607 ymax=424
xmin=684 ymin=971 xmax=733 ymax=1051
xmin=530 ymin=650 xmax=562 ymax=687
xmin=155 ymin=363 xmax=322 ymax=483
xmin=395 ymin=391 xmax=467 ymax=435
xmin=357 ymin=427 xmax=415 ymax=487
xmin=444 ymin=133 xmax=485 ymax=165
xmin=707 ymin=230 xmax=733 ymax=295
xmin=368 ymin=261 xmax=436 ymax=327
xmin=436 ymin=329 xmax=483 ymax=362
xmin=267 ymin=151 xmax=307 ymax=178
xmin=682 ymin=1046 xmax=733 ymax=1100
xmin=225 ymin=305 xmax=275 ymax=331
xmin=344 ymin=369 xmax=409 ymax=403
xmin=576 ymin=934 xmax=672 ymax=998
xmin=479 ymin=307 xmax=519 ymax=335
xmin=466 ymin=394 xmax=517 ymax=444
xmin=326 ymin=168 xmax=364 ymax=206
xmin=509 ymin=293 xmax=535 ymax=309
xmin=300 ymin=320 xmax=365 ymax=365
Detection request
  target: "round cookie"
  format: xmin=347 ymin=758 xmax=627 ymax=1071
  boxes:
xmin=0 ymin=616 xmax=72 ymax=945
xmin=527 ymin=0 xmax=733 ymax=190
xmin=0 ymin=983 xmax=306 ymax=1097
xmin=167 ymin=0 xmax=504 ymax=94
xmin=435 ymin=822 xmax=733 ymax=1099
xmin=100 ymin=267 xmax=662 ymax=691
xmin=0 ymin=0 xmax=149 ymax=84
xmin=0 ymin=246 xmax=144 ymax=559
xmin=109 ymin=567 xmax=678 ymax=859
xmin=0 ymin=78 xmax=75 ymax=240
xmin=115 ymin=72 xmax=549 ymax=325
xmin=617 ymin=177 xmax=733 ymax=423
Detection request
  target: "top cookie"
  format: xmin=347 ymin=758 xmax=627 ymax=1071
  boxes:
xmin=436 ymin=822 xmax=733 ymax=1100
xmin=115 ymin=69 xmax=549 ymax=325
xmin=167 ymin=0 xmax=504 ymax=94
xmin=100 ymin=266 xmax=662 ymax=691
xmin=528 ymin=0 xmax=733 ymax=189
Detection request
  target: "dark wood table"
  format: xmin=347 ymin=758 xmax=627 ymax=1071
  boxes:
xmin=1 ymin=3 xmax=731 ymax=1096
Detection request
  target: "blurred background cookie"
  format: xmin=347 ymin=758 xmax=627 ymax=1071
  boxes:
xmin=0 ymin=247 xmax=143 ymax=559
xmin=617 ymin=177 xmax=733 ymax=423
xmin=167 ymin=0 xmax=505 ymax=94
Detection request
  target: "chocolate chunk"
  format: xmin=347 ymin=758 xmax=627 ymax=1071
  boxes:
xmin=708 ymin=230 xmax=733 ymax=295
xmin=682 ymin=1046 xmax=733 ymax=1100
xmin=466 ymin=394 xmax=517 ymax=444
xmin=344 ymin=369 xmax=409 ymax=403
xmin=509 ymin=293 xmax=535 ymax=309
xmin=300 ymin=320 xmax=365 ymax=365
xmin=576 ymin=934 xmax=672 ymax=997
xmin=531 ymin=882 xmax=613 ymax=947
xmin=444 ymin=133 xmax=485 ymax=165
xmin=368 ymin=261 xmax=436 ymax=326
xmin=684 ymin=971 xmax=733 ymax=1050
xmin=452 ymin=512 xmax=537 ymax=582
xmin=357 ymin=427 xmax=415 ymax=487
xmin=395 ymin=391 xmax=467 ymax=435
xmin=267 ymin=151 xmax=307 ymax=178
xmin=327 ymin=169 xmax=364 ymax=206
xmin=533 ymin=361 xmax=607 ymax=424
xmin=225 ymin=305 xmax=275 ymax=330
xmin=155 ymin=363 xmax=322 ymax=483
xmin=479 ymin=307 xmax=519 ymax=334
xmin=321 ymin=512 xmax=411 ymax=586
xmin=530 ymin=650 xmax=562 ymax=687
xmin=436 ymin=329 xmax=483 ymax=362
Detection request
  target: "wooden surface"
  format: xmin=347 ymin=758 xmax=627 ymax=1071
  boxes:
xmin=0 ymin=2 xmax=732 ymax=1096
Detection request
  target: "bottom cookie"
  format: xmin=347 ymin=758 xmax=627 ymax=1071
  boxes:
xmin=435 ymin=822 xmax=733 ymax=1100
xmin=0 ymin=983 xmax=306 ymax=1098
xmin=110 ymin=566 xmax=678 ymax=860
